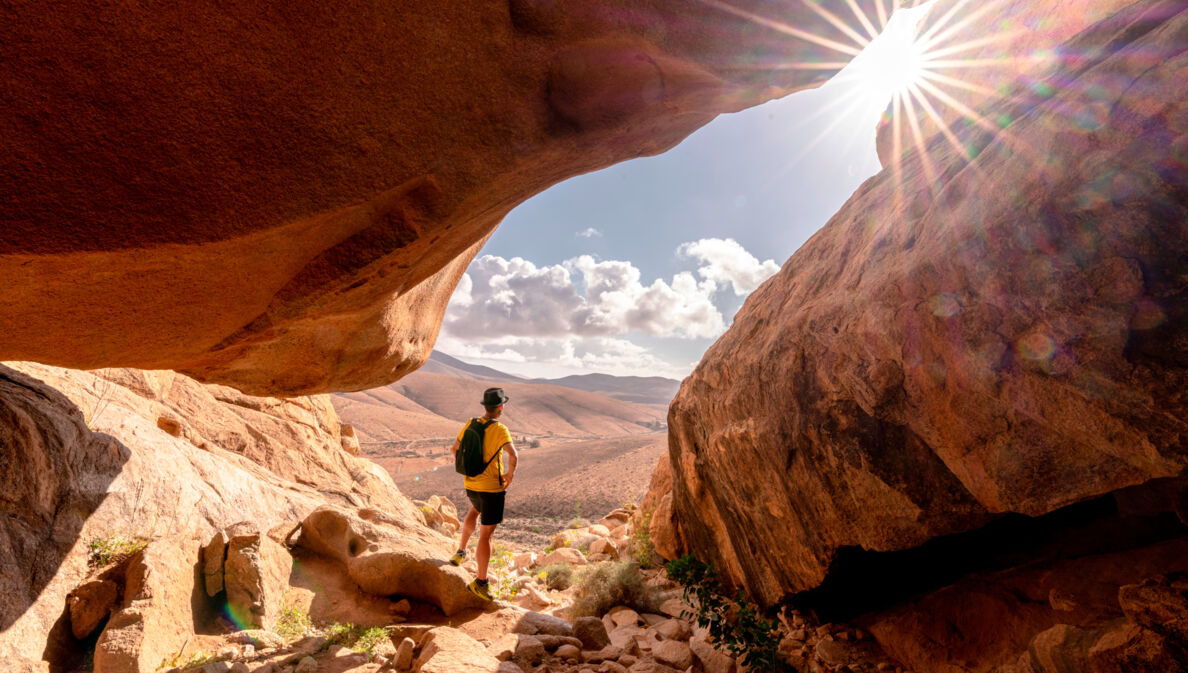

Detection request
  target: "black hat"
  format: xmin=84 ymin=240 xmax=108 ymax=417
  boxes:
xmin=481 ymin=387 xmax=509 ymax=407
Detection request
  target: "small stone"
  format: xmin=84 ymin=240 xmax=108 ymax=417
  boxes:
xmin=654 ymin=619 xmax=691 ymax=641
xmin=574 ymin=616 xmax=612 ymax=649
xmin=557 ymin=644 xmax=581 ymax=661
xmin=391 ymin=598 xmax=412 ymax=616
xmin=294 ymin=657 xmax=317 ymax=673
xmin=653 ymin=640 xmax=694 ymax=670
xmin=395 ymin=636 xmax=416 ymax=669
xmin=515 ymin=634 xmax=546 ymax=665
xmin=608 ymin=606 xmax=641 ymax=628
xmin=217 ymin=645 xmax=239 ymax=659
xmin=816 ymin=638 xmax=849 ymax=666
xmin=620 ymin=654 xmax=638 ymax=667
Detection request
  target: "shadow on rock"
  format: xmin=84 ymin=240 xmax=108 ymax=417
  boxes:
xmin=0 ymin=365 xmax=130 ymax=663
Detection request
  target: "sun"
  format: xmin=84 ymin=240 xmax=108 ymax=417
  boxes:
xmin=846 ymin=3 xmax=934 ymax=102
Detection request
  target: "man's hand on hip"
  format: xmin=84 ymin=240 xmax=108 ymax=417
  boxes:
xmin=501 ymin=472 xmax=515 ymax=489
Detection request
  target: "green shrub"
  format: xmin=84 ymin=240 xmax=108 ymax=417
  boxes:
xmin=569 ymin=562 xmax=660 ymax=618
xmin=87 ymin=533 xmax=148 ymax=567
xmin=274 ymin=598 xmax=313 ymax=642
xmin=665 ymin=555 xmax=791 ymax=672
xmin=537 ymin=563 xmax=575 ymax=591
xmin=325 ymin=623 xmax=393 ymax=657
xmin=157 ymin=650 xmax=220 ymax=671
xmin=629 ymin=507 xmax=658 ymax=569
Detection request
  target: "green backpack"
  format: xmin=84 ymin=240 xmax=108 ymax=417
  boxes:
xmin=455 ymin=418 xmax=501 ymax=477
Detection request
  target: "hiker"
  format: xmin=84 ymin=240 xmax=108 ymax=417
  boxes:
xmin=449 ymin=387 xmax=518 ymax=601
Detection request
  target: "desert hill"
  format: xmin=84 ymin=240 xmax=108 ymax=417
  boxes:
xmin=333 ymin=353 xmax=669 ymax=442
xmin=418 ymin=351 xmax=526 ymax=383
xmin=530 ymin=372 xmax=680 ymax=406
xmin=423 ymin=351 xmax=679 ymax=405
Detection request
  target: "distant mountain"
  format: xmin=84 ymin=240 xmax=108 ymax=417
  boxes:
xmin=531 ymin=373 xmax=680 ymax=406
xmin=428 ymin=351 xmax=680 ymax=405
xmin=332 ymin=352 xmax=670 ymax=443
xmin=419 ymin=351 xmax=525 ymax=382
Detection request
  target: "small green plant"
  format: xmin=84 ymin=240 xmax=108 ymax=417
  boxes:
xmin=487 ymin=544 xmax=520 ymax=600
xmin=629 ymin=507 xmax=658 ymax=569
xmin=569 ymin=562 xmax=660 ymax=618
xmin=275 ymin=597 xmax=313 ymax=642
xmin=87 ymin=532 xmax=148 ymax=567
xmin=323 ymin=623 xmax=393 ymax=657
xmin=537 ymin=563 xmax=575 ymax=591
xmin=157 ymin=650 xmax=221 ymax=671
xmin=665 ymin=555 xmax=791 ymax=672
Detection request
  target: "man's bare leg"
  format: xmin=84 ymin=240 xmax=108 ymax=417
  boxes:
xmin=476 ymin=523 xmax=497 ymax=581
xmin=457 ymin=507 xmax=479 ymax=553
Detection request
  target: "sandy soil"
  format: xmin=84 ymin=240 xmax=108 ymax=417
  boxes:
xmin=383 ymin=432 xmax=668 ymax=549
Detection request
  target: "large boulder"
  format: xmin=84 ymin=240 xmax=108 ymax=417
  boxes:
xmin=93 ymin=539 xmax=203 ymax=673
xmin=0 ymin=362 xmax=429 ymax=667
xmin=224 ymin=525 xmax=294 ymax=631
xmin=0 ymin=0 xmax=896 ymax=395
xmin=294 ymin=506 xmax=483 ymax=615
xmin=664 ymin=0 xmax=1188 ymax=606
xmin=414 ymin=627 xmax=502 ymax=673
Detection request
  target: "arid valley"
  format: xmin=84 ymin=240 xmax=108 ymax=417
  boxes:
xmin=334 ymin=352 xmax=676 ymax=549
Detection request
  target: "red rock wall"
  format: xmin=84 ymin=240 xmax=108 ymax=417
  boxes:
xmin=0 ymin=0 xmax=899 ymax=395
xmin=663 ymin=0 xmax=1188 ymax=609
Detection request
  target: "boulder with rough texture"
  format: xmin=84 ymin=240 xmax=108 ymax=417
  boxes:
xmin=574 ymin=616 xmax=612 ymax=650
xmin=93 ymin=539 xmax=204 ymax=673
xmin=510 ymin=609 xmax=575 ymax=637
xmin=0 ymin=0 xmax=896 ymax=395
xmin=652 ymin=639 xmax=694 ymax=670
xmin=394 ymin=637 xmax=415 ymax=670
xmin=661 ymin=0 xmax=1188 ymax=607
xmin=201 ymin=530 xmax=229 ymax=597
xmin=513 ymin=634 xmax=547 ymax=665
xmin=690 ymin=638 xmax=737 ymax=673
xmin=0 ymin=361 xmax=439 ymax=667
xmin=540 ymin=548 xmax=588 ymax=567
xmin=224 ymin=526 xmax=293 ymax=630
xmin=294 ymin=505 xmax=482 ymax=616
xmin=67 ymin=579 xmax=120 ymax=640
xmin=415 ymin=627 xmax=501 ymax=673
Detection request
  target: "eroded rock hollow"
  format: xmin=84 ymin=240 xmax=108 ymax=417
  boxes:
xmin=0 ymin=0 xmax=904 ymax=395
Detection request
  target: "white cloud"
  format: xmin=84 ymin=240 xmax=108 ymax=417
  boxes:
xmin=576 ymin=227 xmax=603 ymax=238
xmin=440 ymin=239 xmax=777 ymax=377
xmin=444 ymin=254 xmax=724 ymax=340
xmin=678 ymin=237 xmax=781 ymax=295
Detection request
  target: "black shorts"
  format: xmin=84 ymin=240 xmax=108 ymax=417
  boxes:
xmin=465 ymin=489 xmax=506 ymax=526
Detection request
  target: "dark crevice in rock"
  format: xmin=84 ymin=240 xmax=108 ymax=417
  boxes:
xmin=790 ymin=479 xmax=1188 ymax=622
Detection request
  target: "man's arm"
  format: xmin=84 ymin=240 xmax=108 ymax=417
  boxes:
xmin=451 ymin=438 xmax=461 ymax=454
xmin=501 ymin=442 xmax=518 ymax=489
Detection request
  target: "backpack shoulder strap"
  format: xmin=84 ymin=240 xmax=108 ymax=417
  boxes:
xmin=477 ymin=420 xmax=503 ymax=471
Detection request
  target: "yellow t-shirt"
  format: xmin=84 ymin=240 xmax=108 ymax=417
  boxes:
xmin=458 ymin=419 xmax=512 ymax=493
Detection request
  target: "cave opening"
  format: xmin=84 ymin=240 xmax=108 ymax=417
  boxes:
xmin=788 ymin=478 xmax=1188 ymax=623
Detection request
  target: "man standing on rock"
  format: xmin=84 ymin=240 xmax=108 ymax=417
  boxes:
xmin=450 ymin=387 xmax=518 ymax=601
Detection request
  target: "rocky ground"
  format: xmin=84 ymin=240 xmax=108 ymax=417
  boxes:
xmin=81 ymin=497 xmax=923 ymax=673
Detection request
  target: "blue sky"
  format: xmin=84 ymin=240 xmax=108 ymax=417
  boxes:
xmin=437 ymin=8 xmax=923 ymax=379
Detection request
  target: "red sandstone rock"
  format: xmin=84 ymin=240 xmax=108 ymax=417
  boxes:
xmin=0 ymin=362 xmax=431 ymax=666
xmin=0 ymin=0 xmax=896 ymax=395
xmin=661 ymin=0 xmax=1188 ymax=609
